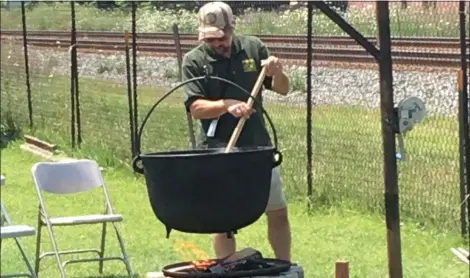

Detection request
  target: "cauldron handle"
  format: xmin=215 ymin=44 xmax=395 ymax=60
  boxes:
xmin=132 ymin=75 xmax=283 ymax=173
xmin=132 ymin=156 xmax=144 ymax=174
xmin=273 ymin=149 xmax=283 ymax=168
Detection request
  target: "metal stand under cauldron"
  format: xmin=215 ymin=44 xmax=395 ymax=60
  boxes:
xmin=145 ymin=248 xmax=302 ymax=278
xmin=146 ymin=264 xmax=304 ymax=278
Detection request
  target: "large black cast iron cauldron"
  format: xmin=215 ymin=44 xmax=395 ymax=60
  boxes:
xmin=132 ymin=75 xmax=283 ymax=238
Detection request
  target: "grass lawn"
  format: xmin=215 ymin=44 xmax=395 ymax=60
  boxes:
xmin=1 ymin=142 xmax=468 ymax=278
xmin=0 ymin=65 xmax=462 ymax=234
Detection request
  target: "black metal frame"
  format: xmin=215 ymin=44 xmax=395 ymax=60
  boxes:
xmin=311 ymin=1 xmax=403 ymax=277
xmin=125 ymin=30 xmax=135 ymax=161
xmin=131 ymin=1 xmax=139 ymax=157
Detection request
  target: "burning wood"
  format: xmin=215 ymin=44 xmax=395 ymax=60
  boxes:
xmin=222 ymin=248 xmax=263 ymax=263
xmin=208 ymin=248 xmax=264 ymax=274
xmin=177 ymin=248 xmax=265 ymax=274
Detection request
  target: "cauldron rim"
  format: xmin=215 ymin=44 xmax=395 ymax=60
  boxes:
xmin=139 ymin=146 xmax=276 ymax=158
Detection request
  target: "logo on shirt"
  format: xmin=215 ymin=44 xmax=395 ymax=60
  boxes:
xmin=242 ymin=58 xmax=257 ymax=72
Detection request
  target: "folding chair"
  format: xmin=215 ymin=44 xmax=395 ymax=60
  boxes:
xmin=1 ymin=175 xmax=38 ymax=278
xmin=31 ymin=159 xmax=134 ymax=278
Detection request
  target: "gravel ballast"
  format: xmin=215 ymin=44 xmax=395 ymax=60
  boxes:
xmin=21 ymin=48 xmax=459 ymax=118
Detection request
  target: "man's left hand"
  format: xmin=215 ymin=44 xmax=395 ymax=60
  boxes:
xmin=261 ymin=56 xmax=283 ymax=77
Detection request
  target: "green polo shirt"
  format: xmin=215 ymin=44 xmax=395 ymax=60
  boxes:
xmin=181 ymin=34 xmax=273 ymax=149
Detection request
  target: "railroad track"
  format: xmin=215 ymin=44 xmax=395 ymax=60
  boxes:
xmin=1 ymin=30 xmax=469 ymax=68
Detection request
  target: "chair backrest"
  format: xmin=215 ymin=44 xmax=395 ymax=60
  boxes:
xmin=31 ymin=159 xmax=104 ymax=195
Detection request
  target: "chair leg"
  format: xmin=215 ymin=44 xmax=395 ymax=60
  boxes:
xmin=112 ymin=222 xmax=134 ymax=277
xmin=98 ymin=222 xmax=107 ymax=274
xmin=43 ymin=223 xmax=67 ymax=278
xmin=34 ymin=214 xmax=42 ymax=275
xmin=14 ymin=236 xmax=38 ymax=278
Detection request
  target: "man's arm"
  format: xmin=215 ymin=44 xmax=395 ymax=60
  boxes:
xmin=271 ymin=69 xmax=289 ymax=96
xmin=181 ymin=55 xmax=230 ymax=119
xmin=259 ymin=41 xmax=290 ymax=96
xmin=190 ymin=99 xmax=228 ymax=119
xmin=182 ymin=55 xmax=256 ymax=120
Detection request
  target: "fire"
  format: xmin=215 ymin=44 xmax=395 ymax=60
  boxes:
xmin=174 ymin=239 xmax=211 ymax=260
xmin=174 ymin=240 xmax=218 ymax=271
xmin=191 ymin=259 xmax=217 ymax=271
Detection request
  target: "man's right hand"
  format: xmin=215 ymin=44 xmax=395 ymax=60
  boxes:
xmin=223 ymin=99 xmax=256 ymax=119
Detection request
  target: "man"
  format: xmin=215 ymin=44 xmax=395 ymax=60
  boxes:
xmin=181 ymin=1 xmax=291 ymax=261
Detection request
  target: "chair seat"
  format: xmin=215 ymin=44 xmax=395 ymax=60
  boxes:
xmin=1 ymin=225 xmax=36 ymax=239
xmin=46 ymin=214 xmax=123 ymax=225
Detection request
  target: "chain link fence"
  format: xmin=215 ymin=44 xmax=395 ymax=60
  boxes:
xmin=1 ymin=1 xmax=468 ymax=234
xmin=389 ymin=1 xmax=462 ymax=233
xmin=1 ymin=15 xmax=29 ymax=146
xmin=303 ymin=1 xmax=464 ymax=233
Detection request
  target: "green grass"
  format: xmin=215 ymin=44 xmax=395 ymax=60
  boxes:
xmin=0 ymin=39 xmax=462 ymax=234
xmin=0 ymin=2 xmax=464 ymax=37
xmin=1 ymin=143 xmax=468 ymax=278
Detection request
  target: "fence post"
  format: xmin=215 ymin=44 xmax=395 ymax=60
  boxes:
xmin=172 ymin=24 xmax=183 ymax=81
xmin=458 ymin=0 xmax=470 ymax=248
xmin=69 ymin=1 xmax=77 ymax=148
xmin=376 ymin=2 xmax=404 ymax=278
xmin=73 ymin=2 xmax=81 ymax=146
xmin=21 ymin=1 xmax=33 ymax=129
xmin=172 ymin=23 xmax=196 ymax=150
xmin=125 ymin=30 xmax=136 ymax=159
xmin=306 ymin=1 xmax=314 ymax=208
xmin=131 ymin=1 xmax=138 ymax=155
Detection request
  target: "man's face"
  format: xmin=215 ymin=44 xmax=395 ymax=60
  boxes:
xmin=204 ymin=29 xmax=233 ymax=56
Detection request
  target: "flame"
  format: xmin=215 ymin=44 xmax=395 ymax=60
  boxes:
xmin=174 ymin=240 xmax=217 ymax=271
xmin=191 ymin=259 xmax=217 ymax=271
xmin=174 ymin=239 xmax=211 ymax=260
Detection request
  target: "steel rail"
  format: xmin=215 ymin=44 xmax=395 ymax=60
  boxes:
xmin=9 ymin=37 xmax=464 ymax=59
xmin=1 ymin=29 xmax=468 ymax=48
xmin=1 ymin=30 xmax=469 ymax=68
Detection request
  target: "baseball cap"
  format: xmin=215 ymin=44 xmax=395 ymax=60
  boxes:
xmin=197 ymin=1 xmax=236 ymax=41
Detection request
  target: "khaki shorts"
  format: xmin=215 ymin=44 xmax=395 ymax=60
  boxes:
xmin=265 ymin=166 xmax=287 ymax=212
